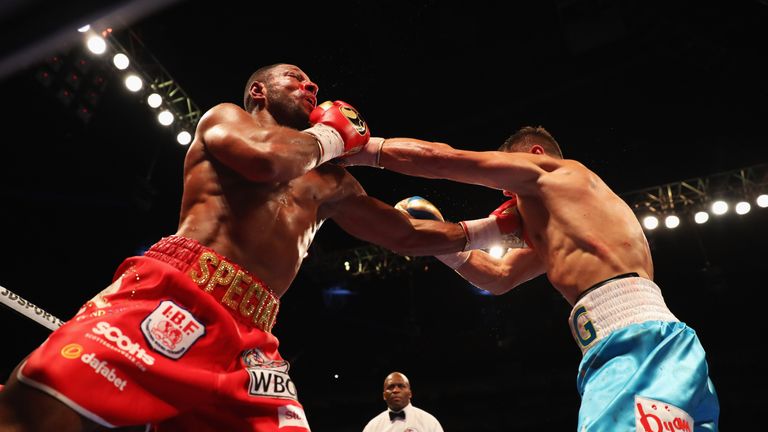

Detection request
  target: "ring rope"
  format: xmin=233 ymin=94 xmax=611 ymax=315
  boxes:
xmin=1 ymin=284 xmax=64 ymax=331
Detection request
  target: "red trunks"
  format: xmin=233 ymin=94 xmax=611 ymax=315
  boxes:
xmin=18 ymin=236 xmax=311 ymax=431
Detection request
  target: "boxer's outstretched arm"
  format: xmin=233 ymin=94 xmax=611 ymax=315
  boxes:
xmin=454 ymin=248 xmax=546 ymax=295
xmin=321 ymin=172 xmax=467 ymax=256
xmin=199 ymin=103 xmax=322 ymax=183
xmin=330 ymin=194 xmax=468 ymax=256
xmin=376 ymin=138 xmax=560 ymax=196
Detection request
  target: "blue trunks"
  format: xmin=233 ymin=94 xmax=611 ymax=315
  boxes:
xmin=569 ymin=276 xmax=719 ymax=431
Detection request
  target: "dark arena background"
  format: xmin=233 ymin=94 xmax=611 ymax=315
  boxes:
xmin=1 ymin=1 xmax=767 ymax=430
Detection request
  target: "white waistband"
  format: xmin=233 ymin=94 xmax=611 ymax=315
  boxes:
xmin=568 ymin=277 xmax=678 ymax=355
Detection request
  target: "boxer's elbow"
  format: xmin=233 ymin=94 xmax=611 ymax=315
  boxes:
xmin=484 ymin=283 xmax=515 ymax=296
xmin=210 ymin=135 xmax=282 ymax=182
xmin=471 ymin=263 xmax=519 ymax=296
xmin=243 ymin=156 xmax=279 ymax=182
xmin=243 ymin=148 xmax=308 ymax=183
xmin=467 ymin=277 xmax=517 ymax=295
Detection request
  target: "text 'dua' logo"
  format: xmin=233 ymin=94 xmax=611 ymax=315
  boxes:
xmin=635 ymin=395 xmax=693 ymax=432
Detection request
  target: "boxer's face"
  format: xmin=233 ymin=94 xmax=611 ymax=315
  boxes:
xmin=265 ymin=65 xmax=318 ymax=129
xmin=383 ymin=374 xmax=412 ymax=411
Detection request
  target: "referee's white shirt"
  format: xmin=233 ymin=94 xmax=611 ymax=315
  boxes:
xmin=362 ymin=403 xmax=444 ymax=432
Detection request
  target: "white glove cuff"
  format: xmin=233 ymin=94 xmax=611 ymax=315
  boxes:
xmin=361 ymin=137 xmax=385 ymax=168
xmin=304 ymin=123 xmax=345 ymax=165
xmin=460 ymin=217 xmax=500 ymax=251
xmin=435 ymin=251 xmax=471 ymax=270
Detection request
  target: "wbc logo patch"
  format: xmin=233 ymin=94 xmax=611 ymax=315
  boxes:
xmin=243 ymin=348 xmax=298 ymax=401
xmin=141 ymin=300 xmax=205 ymax=359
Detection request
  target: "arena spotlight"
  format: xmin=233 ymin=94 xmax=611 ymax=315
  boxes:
xmin=694 ymin=211 xmax=710 ymax=224
xmin=85 ymin=35 xmax=107 ymax=55
xmin=94 ymin=27 xmax=202 ymax=147
xmin=146 ymin=93 xmax=163 ymax=108
xmin=735 ymin=201 xmax=751 ymax=215
xmin=642 ymin=215 xmax=659 ymax=230
xmin=488 ymin=246 xmax=506 ymax=258
xmin=124 ymin=74 xmax=143 ymax=92
xmin=157 ymin=110 xmax=174 ymax=126
xmin=78 ymin=25 xmax=91 ymax=33
xmin=711 ymin=200 xmax=728 ymax=216
xmin=664 ymin=215 xmax=680 ymax=229
xmin=112 ymin=53 xmax=129 ymax=70
xmin=176 ymin=131 xmax=192 ymax=145
xmin=757 ymin=194 xmax=768 ymax=208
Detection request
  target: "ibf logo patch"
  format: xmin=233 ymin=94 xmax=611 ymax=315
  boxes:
xmin=141 ymin=300 xmax=205 ymax=359
xmin=635 ymin=396 xmax=693 ymax=432
xmin=278 ymin=405 xmax=310 ymax=429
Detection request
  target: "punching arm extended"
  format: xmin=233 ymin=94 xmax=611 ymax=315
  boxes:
xmin=323 ymin=175 xmax=467 ymax=257
xmin=342 ymin=137 xmax=560 ymax=196
xmin=332 ymin=196 xmax=468 ymax=256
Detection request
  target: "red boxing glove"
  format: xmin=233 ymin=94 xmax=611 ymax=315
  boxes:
xmin=489 ymin=198 xmax=523 ymax=236
xmin=304 ymin=100 xmax=370 ymax=165
xmin=460 ymin=198 xmax=527 ymax=251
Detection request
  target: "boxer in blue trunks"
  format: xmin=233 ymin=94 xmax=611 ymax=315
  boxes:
xmin=343 ymin=126 xmax=719 ymax=431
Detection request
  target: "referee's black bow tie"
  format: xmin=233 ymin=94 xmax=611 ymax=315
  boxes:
xmin=389 ymin=410 xmax=406 ymax=421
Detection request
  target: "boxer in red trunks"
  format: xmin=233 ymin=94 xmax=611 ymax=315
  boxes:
xmin=0 ymin=63 xmax=471 ymax=431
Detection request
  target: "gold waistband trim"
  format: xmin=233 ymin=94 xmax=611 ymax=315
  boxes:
xmin=145 ymin=236 xmax=279 ymax=333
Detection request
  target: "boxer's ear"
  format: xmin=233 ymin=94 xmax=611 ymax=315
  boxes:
xmin=249 ymin=82 xmax=266 ymax=110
